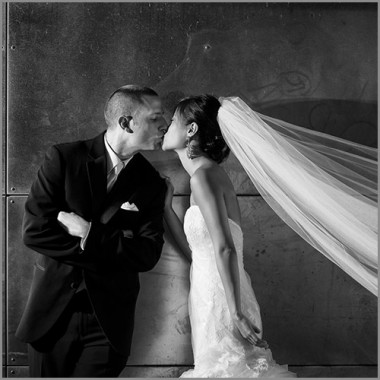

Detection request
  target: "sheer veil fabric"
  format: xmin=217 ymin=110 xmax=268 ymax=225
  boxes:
xmin=217 ymin=97 xmax=378 ymax=296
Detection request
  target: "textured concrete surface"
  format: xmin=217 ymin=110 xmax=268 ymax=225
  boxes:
xmin=4 ymin=1 xmax=377 ymax=376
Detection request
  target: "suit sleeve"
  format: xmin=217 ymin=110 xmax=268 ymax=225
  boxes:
xmin=83 ymin=178 xmax=167 ymax=272
xmin=22 ymin=145 xmax=93 ymax=268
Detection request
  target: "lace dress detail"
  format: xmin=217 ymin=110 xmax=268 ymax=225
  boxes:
xmin=180 ymin=205 xmax=296 ymax=378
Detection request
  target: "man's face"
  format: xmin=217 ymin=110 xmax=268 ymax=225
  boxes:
xmin=131 ymin=96 xmax=167 ymax=151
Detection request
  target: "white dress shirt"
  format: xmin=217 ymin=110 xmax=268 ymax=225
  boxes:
xmin=104 ymin=134 xmax=133 ymax=192
xmin=80 ymin=134 xmax=133 ymax=250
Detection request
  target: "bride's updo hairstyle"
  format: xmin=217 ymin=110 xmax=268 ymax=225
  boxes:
xmin=174 ymin=94 xmax=230 ymax=164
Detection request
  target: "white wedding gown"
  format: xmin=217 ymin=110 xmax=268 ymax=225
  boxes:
xmin=180 ymin=205 xmax=296 ymax=378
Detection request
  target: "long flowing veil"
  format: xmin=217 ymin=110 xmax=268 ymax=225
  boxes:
xmin=218 ymin=97 xmax=378 ymax=296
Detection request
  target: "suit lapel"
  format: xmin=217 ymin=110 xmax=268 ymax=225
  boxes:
xmin=100 ymin=155 xmax=143 ymax=224
xmin=86 ymin=133 xmax=107 ymax=217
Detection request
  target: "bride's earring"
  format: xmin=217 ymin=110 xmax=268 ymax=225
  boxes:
xmin=186 ymin=137 xmax=201 ymax=160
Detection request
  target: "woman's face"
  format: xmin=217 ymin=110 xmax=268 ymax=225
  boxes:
xmin=162 ymin=111 xmax=188 ymax=151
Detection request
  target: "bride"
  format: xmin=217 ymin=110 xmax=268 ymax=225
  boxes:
xmin=162 ymin=95 xmax=296 ymax=378
xmin=161 ymin=94 xmax=377 ymax=377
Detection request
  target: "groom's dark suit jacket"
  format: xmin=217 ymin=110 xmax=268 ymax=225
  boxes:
xmin=16 ymin=132 xmax=166 ymax=356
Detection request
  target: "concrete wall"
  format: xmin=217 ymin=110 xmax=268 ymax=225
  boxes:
xmin=3 ymin=2 xmax=377 ymax=377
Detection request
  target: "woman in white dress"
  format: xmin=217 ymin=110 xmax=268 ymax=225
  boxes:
xmin=162 ymin=94 xmax=296 ymax=378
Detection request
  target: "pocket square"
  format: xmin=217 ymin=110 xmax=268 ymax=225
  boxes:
xmin=120 ymin=202 xmax=139 ymax=211
xmin=122 ymin=229 xmax=134 ymax=238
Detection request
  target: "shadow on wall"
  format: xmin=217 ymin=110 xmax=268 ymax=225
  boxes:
xmin=153 ymin=18 xmax=377 ymax=148
xmin=258 ymin=99 xmax=377 ymax=148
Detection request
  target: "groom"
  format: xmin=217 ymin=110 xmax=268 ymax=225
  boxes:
xmin=15 ymin=85 xmax=168 ymax=377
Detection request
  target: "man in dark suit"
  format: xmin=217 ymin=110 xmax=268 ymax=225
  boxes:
xmin=16 ymin=85 xmax=168 ymax=377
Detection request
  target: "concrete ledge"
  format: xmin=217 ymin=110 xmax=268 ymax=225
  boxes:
xmin=5 ymin=365 xmax=378 ymax=378
xmin=288 ymin=365 xmax=378 ymax=378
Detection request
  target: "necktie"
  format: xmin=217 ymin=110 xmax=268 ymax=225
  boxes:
xmin=107 ymin=161 xmax=124 ymax=193
xmin=76 ymin=161 xmax=124 ymax=292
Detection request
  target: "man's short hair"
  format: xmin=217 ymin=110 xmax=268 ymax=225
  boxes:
xmin=104 ymin=85 xmax=158 ymax=127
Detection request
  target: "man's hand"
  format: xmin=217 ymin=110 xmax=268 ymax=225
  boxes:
xmin=57 ymin=211 xmax=90 ymax=238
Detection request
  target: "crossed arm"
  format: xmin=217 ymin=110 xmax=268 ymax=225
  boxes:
xmin=23 ymin=145 xmax=166 ymax=272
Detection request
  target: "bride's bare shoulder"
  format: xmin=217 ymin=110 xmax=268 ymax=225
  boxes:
xmin=190 ymin=165 xmax=226 ymax=191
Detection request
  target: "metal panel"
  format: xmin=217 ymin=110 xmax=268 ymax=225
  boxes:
xmin=238 ymin=196 xmax=377 ymax=365
xmin=6 ymin=196 xmax=193 ymax=366
xmin=7 ymin=3 xmax=377 ymax=194
xmin=7 ymin=366 xmax=28 ymax=377
xmin=5 ymin=1 xmax=378 ymax=371
xmin=2 ymin=3 xmax=7 ymax=195
xmin=2 ymin=197 xmax=6 ymax=364
xmin=7 ymin=196 xmax=38 ymax=365
xmin=6 ymin=195 xmax=377 ymax=367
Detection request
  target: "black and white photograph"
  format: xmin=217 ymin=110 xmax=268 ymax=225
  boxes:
xmin=2 ymin=1 xmax=377 ymax=378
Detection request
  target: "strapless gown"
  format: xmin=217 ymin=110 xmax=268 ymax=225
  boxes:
xmin=180 ymin=205 xmax=296 ymax=378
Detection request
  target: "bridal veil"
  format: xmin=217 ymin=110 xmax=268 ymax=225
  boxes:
xmin=217 ymin=97 xmax=377 ymax=296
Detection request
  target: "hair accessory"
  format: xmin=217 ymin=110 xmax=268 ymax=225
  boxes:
xmin=186 ymin=137 xmax=202 ymax=160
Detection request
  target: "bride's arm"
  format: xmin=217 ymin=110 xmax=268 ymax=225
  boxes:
xmin=163 ymin=178 xmax=192 ymax=263
xmin=191 ymin=170 xmax=264 ymax=346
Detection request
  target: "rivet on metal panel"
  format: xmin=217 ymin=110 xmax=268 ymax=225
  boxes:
xmin=10 ymin=45 xmax=16 ymax=50
xmin=10 ymin=357 xmax=16 ymax=362
xmin=10 ymin=369 xmax=16 ymax=375
xmin=11 ymin=187 xmax=16 ymax=191
xmin=10 ymin=200 xmax=15 ymax=204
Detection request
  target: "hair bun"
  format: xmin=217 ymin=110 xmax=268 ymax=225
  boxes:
xmin=175 ymin=94 xmax=230 ymax=164
xmin=203 ymin=134 xmax=230 ymax=164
